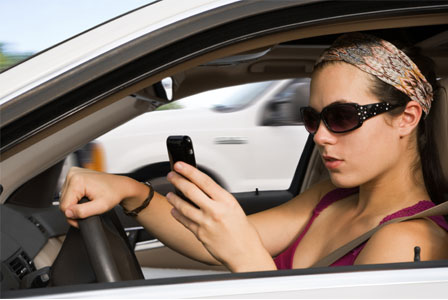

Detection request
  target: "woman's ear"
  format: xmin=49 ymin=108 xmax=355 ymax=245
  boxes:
xmin=398 ymin=100 xmax=422 ymax=137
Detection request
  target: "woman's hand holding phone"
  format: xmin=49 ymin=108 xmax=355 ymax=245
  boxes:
xmin=165 ymin=161 xmax=276 ymax=272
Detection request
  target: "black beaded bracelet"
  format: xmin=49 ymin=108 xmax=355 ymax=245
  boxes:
xmin=120 ymin=181 xmax=154 ymax=217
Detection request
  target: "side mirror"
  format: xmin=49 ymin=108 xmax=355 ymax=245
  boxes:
xmin=261 ymin=97 xmax=300 ymax=126
xmin=134 ymin=77 xmax=174 ymax=108
xmin=261 ymin=79 xmax=309 ymax=126
xmin=153 ymin=77 xmax=173 ymax=101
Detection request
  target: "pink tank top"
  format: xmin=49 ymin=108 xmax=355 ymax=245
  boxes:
xmin=274 ymin=188 xmax=448 ymax=269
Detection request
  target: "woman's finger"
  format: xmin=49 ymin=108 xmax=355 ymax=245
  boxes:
xmin=167 ymin=171 xmax=211 ymax=208
xmin=170 ymin=207 xmax=199 ymax=236
xmin=66 ymin=218 xmax=79 ymax=228
xmin=65 ymin=199 xmax=111 ymax=220
xmin=64 ymin=198 xmax=112 ymax=228
xmin=59 ymin=168 xmax=97 ymax=210
xmin=166 ymin=191 xmax=204 ymax=225
xmin=60 ymin=175 xmax=85 ymax=213
xmin=173 ymin=162 xmax=228 ymax=201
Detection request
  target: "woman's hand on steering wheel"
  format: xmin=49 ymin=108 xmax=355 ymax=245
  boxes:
xmin=60 ymin=167 xmax=145 ymax=227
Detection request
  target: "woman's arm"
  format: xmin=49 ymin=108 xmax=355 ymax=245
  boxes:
xmin=60 ymin=167 xmax=221 ymax=265
xmin=60 ymin=165 xmax=333 ymax=271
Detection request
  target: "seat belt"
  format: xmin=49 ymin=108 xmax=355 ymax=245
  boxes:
xmin=312 ymin=200 xmax=448 ymax=267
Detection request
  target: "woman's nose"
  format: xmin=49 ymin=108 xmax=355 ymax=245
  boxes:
xmin=313 ymin=121 xmax=336 ymax=145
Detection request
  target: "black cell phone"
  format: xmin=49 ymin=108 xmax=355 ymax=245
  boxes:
xmin=166 ymin=135 xmax=198 ymax=207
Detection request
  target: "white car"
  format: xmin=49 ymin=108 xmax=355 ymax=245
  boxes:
xmin=1 ymin=0 xmax=447 ymax=298
xmin=94 ymin=79 xmax=310 ymax=194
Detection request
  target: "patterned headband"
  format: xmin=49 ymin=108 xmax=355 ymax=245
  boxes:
xmin=316 ymin=32 xmax=433 ymax=115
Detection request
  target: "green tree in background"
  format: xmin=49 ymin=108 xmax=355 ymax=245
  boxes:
xmin=0 ymin=43 xmax=34 ymax=71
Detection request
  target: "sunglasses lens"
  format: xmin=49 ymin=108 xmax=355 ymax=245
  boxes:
xmin=324 ymin=104 xmax=359 ymax=133
xmin=301 ymin=107 xmax=319 ymax=133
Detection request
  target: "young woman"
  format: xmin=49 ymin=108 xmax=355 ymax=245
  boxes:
xmin=60 ymin=32 xmax=448 ymax=272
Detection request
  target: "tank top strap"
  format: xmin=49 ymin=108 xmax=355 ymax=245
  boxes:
xmin=314 ymin=187 xmax=360 ymax=215
xmin=379 ymin=200 xmax=448 ymax=231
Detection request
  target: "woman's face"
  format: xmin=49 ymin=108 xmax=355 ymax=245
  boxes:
xmin=309 ymin=62 xmax=401 ymax=188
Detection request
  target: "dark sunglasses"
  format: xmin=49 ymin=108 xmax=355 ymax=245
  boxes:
xmin=300 ymin=102 xmax=401 ymax=134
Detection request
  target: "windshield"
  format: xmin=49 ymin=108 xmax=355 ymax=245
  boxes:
xmin=0 ymin=0 xmax=157 ymax=71
xmin=158 ymin=81 xmax=275 ymax=112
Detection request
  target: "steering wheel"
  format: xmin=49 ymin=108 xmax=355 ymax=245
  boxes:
xmin=50 ymin=198 xmax=144 ymax=285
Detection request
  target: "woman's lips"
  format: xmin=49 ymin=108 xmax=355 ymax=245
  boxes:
xmin=323 ymin=155 xmax=343 ymax=170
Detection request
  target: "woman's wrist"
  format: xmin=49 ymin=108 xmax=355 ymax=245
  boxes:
xmin=120 ymin=178 xmax=153 ymax=213
xmin=120 ymin=181 xmax=154 ymax=216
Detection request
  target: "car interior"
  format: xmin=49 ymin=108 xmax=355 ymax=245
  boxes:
xmin=1 ymin=6 xmax=447 ymax=296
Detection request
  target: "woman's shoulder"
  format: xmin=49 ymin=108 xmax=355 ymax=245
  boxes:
xmin=292 ymin=179 xmax=358 ymax=206
xmin=267 ymin=179 xmax=339 ymax=221
xmin=272 ymin=180 xmax=358 ymax=224
xmin=298 ymin=179 xmax=339 ymax=201
xmin=355 ymin=218 xmax=448 ymax=264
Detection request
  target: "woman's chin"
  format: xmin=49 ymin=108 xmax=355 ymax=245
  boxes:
xmin=329 ymin=173 xmax=360 ymax=189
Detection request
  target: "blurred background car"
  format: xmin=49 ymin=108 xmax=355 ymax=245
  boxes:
xmin=88 ymin=78 xmax=310 ymax=194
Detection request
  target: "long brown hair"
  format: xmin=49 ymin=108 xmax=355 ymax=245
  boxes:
xmin=368 ymin=46 xmax=445 ymax=204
